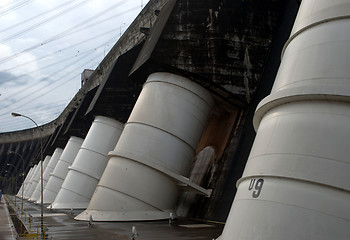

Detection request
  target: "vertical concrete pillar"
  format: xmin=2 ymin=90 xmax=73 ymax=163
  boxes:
xmin=28 ymin=156 xmax=50 ymax=201
xmin=35 ymin=148 xmax=63 ymax=204
xmin=76 ymin=72 xmax=213 ymax=221
xmin=218 ymin=1 xmax=350 ymax=239
xmin=42 ymin=137 xmax=83 ymax=204
xmin=17 ymin=166 xmax=33 ymax=197
xmin=23 ymin=164 xmax=38 ymax=199
xmin=26 ymin=162 xmax=42 ymax=200
xmin=51 ymin=116 xmax=123 ymax=209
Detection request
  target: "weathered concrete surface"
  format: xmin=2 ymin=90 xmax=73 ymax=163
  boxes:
xmin=131 ymin=0 xmax=285 ymax=106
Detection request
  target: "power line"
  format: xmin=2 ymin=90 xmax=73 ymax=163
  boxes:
xmin=0 ymin=0 xmax=76 ymax=33
xmin=1 ymin=21 xmax=128 ymax=73
xmin=0 ymin=6 xmax=135 ymax=111
xmin=3 ymin=49 xmax=96 ymax=83
xmin=0 ymin=100 xmax=69 ymax=125
xmin=0 ymin=48 xmax=105 ymax=118
xmin=0 ymin=0 xmax=33 ymax=18
xmin=0 ymin=1 xmax=129 ymax=64
xmin=0 ymin=0 xmax=94 ymax=43
xmin=0 ymin=1 xmax=150 ymax=133
xmin=0 ymin=25 xmax=124 ymax=104
xmin=0 ymin=0 xmax=30 ymax=10
xmin=0 ymin=52 xmax=93 ymax=117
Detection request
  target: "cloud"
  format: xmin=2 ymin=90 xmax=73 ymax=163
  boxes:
xmin=0 ymin=0 xmax=150 ymax=133
xmin=0 ymin=71 xmax=30 ymax=85
xmin=0 ymin=43 xmax=40 ymax=80
xmin=0 ymin=71 xmax=16 ymax=84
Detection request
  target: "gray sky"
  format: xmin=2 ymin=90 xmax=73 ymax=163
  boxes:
xmin=0 ymin=0 xmax=149 ymax=132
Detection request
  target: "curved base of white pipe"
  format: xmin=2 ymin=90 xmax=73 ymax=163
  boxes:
xmin=49 ymin=202 xmax=88 ymax=210
xmin=36 ymin=188 xmax=57 ymax=204
xmin=74 ymin=209 xmax=174 ymax=222
xmin=49 ymin=187 xmax=90 ymax=210
xmin=28 ymin=197 xmax=38 ymax=202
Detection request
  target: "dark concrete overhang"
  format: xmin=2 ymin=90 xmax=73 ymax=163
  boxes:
xmin=130 ymin=0 xmax=285 ymax=109
xmin=85 ymin=42 xmax=145 ymax=123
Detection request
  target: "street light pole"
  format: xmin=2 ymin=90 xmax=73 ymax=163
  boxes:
xmin=9 ymin=151 xmax=25 ymax=215
xmin=6 ymin=164 xmax=17 ymax=208
xmin=11 ymin=112 xmax=44 ymax=238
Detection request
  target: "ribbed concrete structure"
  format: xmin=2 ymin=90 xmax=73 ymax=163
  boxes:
xmin=23 ymin=164 xmax=38 ymax=199
xmin=22 ymin=167 xmax=35 ymax=198
xmin=17 ymin=166 xmax=34 ymax=198
xmin=35 ymin=148 xmax=63 ymax=204
xmin=218 ymin=1 xmax=350 ymax=239
xmin=29 ymin=156 xmax=51 ymax=202
xmin=51 ymin=116 xmax=123 ymax=210
xmin=26 ymin=163 xmax=42 ymax=200
xmin=76 ymin=72 xmax=214 ymax=221
xmin=42 ymin=137 xmax=83 ymax=204
xmin=26 ymin=158 xmax=49 ymax=202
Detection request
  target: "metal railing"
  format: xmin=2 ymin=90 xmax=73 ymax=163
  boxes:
xmin=5 ymin=195 xmax=49 ymax=240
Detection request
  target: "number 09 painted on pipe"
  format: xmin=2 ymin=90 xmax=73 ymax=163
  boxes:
xmin=248 ymin=178 xmax=264 ymax=198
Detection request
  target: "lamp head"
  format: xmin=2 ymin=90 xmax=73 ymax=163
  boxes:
xmin=11 ymin=112 xmax=22 ymax=117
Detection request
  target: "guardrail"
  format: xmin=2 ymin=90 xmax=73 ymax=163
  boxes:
xmin=5 ymin=195 xmax=49 ymax=240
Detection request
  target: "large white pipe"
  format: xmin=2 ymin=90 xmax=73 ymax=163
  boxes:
xmin=28 ymin=156 xmax=50 ymax=201
xmin=29 ymin=156 xmax=51 ymax=201
xmin=23 ymin=164 xmax=38 ymax=199
xmin=17 ymin=166 xmax=33 ymax=197
xmin=24 ymin=161 xmax=44 ymax=200
xmin=42 ymin=137 xmax=83 ymax=204
xmin=51 ymin=116 xmax=123 ymax=210
xmin=22 ymin=167 xmax=35 ymax=198
xmin=76 ymin=72 xmax=214 ymax=221
xmin=17 ymin=167 xmax=34 ymax=197
xmin=26 ymin=163 xmax=42 ymax=199
xmin=35 ymin=148 xmax=63 ymax=204
xmin=218 ymin=1 xmax=350 ymax=239
xmin=26 ymin=157 xmax=49 ymax=201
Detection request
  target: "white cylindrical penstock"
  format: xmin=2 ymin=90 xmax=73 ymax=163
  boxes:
xmin=35 ymin=148 xmax=63 ymax=204
xmin=18 ymin=167 xmax=34 ymax=198
xmin=23 ymin=164 xmax=38 ymax=199
xmin=28 ymin=155 xmax=51 ymax=201
xmin=76 ymin=72 xmax=213 ymax=221
xmin=42 ymin=137 xmax=83 ymax=204
xmin=51 ymin=116 xmax=124 ymax=210
xmin=218 ymin=1 xmax=350 ymax=239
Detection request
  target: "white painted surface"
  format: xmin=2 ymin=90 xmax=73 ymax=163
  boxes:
xmin=42 ymin=137 xmax=83 ymax=204
xmin=51 ymin=116 xmax=123 ymax=209
xmin=23 ymin=164 xmax=38 ymax=199
xmin=35 ymin=148 xmax=63 ymax=204
xmin=76 ymin=72 xmax=213 ymax=221
xmin=219 ymin=1 xmax=350 ymax=239
xmin=28 ymin=155 xmax=51 ymax=201
xmin=17 ymin=166 xmax=34 ymax=198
